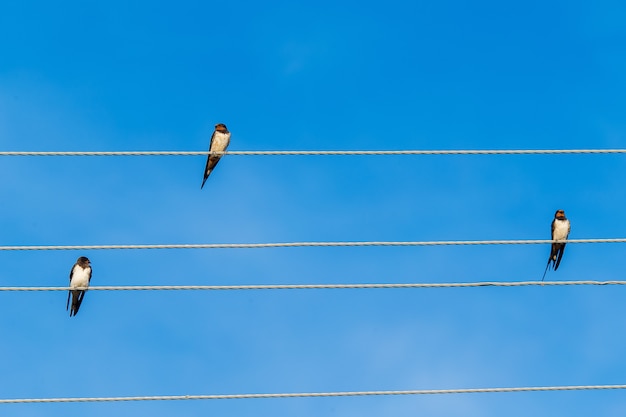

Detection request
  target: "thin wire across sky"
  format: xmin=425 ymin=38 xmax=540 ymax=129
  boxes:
xmin=0 ymin=238 xmax=623 ymax=251
xmin=0 ymin=281 xmax=625 ymax=292
xmin=2 ymin=384 xmax=626 ymax=404
xmin=1 ymin=148 xmax=626 ymax=156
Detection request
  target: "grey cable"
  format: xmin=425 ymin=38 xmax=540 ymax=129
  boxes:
xmin=2 ymin=149 xmax=626 ymax=156
xmin=1 ymin=384 xmax=625 ymax=404
xmin=1 ymin=280 xmax=625 ymax=291
xmin=0 ymin=238 xmax=623 ymax=251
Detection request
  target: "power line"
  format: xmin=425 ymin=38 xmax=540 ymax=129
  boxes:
xmin=1 ymin=384 xmax=625 ymax=404
xmin=2 ymin=149 xmax=626 ymax=156
xmin=1 ymin=280 xmax=625 ymax=291
xmin=0 ymin=238 xmax=624 ymax=251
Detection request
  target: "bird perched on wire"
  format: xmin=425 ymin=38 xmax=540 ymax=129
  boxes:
xmin=67 ymin=256 xmax=92 ymax=317
xmin=542 ymin=209 xmax=571 ymax=281
xmin=201 ymin=123 xmax=231 ymax=188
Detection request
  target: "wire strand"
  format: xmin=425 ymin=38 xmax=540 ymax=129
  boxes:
xmin=2 ymin=281 xmax=625 ymax=291
xmin=1 ymin=384 xmax=625 ymax=404
xmin=2 ymin=149 xmax=626 ymax=156
xmin=0 ymin=238 xmax=624 ymax=251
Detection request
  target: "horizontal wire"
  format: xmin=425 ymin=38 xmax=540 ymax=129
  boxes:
xmin=2 ymin=281 xmax=626 ymax=291
xmin=0 ymin=238 xmax=624 ymax=251
xmin=2 ymin=384 xmax=625 ymax=404
xmin=2 ymin=149 xmax=626 ymax=156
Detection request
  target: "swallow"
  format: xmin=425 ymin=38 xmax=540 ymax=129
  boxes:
xmin=201 ymin=123 xmax=231 ymax=189
xmin=67 ymin=256 xmax=92 ymax=317
xmin=542 ymin=209 xmax=571 ymax=281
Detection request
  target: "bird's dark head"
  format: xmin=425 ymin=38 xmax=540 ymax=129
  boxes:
xmin=215 ymin=123 xmax=228 ymax=133
xmin=77 ymin=256 xmax=91 ymax=266
xmin=555 ymin=209 xmax=566 ymax=219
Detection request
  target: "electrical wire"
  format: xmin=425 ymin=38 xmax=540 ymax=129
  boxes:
xmin=2 ymin=149 xmax=626 ymax=156
xmin=1 ymin=280 xmax=625 ymax=291
xmin=1 ymin=384 xmax=625 ymax=404
xmin=0 ymin=238 xmax=623 ymax=251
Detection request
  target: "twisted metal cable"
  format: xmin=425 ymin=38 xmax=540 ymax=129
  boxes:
xmin=0 ymin=238 xmax=623 ymax=251
xmin=1 ymin=384 xmax=625 ymax=404
xmin=2 ymin=149 xmax=626 ymax=156
xmin=1 ymin=280 xmax=625 ymax=291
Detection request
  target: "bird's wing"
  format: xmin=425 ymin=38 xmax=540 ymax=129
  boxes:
xmin=554 ymin=244 xmax=566 ymax=270
xmin=208 ymin=130 xmax=216 ymax=152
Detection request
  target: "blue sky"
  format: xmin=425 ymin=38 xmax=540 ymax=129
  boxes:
xmin=1 ymin=0 xmax=626 ymax=415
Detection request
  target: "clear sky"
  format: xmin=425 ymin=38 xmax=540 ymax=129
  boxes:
xmin=1 ymin=1 xmax=626 ymax=416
